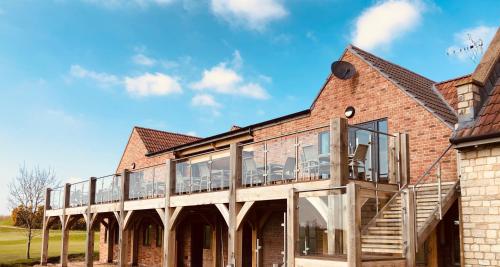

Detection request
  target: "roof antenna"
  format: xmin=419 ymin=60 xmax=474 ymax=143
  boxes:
xmin=446 ymin=33 xmax=484 ymax=63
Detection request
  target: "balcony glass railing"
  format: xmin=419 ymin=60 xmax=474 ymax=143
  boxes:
xmin=69 ymin=181 xmax=89 ymax=207
xmin=241 ymin=126 xmax=331 ymax=187
xmin=94 ymin=174 xmax=121 ymax=204
xmin=174 ymin=150 xmax=230 ymax=194
xmin=297 ymin=188 xmax=347 ymax=257
xmin=129 ymin=165 xmax=167 ymax=200
xmin=49 ymin=187 xmax=64 ymax=210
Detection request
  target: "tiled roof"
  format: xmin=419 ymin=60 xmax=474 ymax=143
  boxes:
xmin=349 ymin=45 xmax=458 ymax=127
xmin=135 ymin=126 xmax=201 ymax=154
xmin=435 ymin=74 xmax=472 ymax=111
xmin=454 ymin=79 xmax=500 ymax=140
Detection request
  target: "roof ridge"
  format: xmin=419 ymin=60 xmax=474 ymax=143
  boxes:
xmin=435 ymin=73 xmax=472 ymax=85
xmin=349 ymin=44 xmax=436 ymax=84
xmin=134 ymin=126 xmax=200 ymax=139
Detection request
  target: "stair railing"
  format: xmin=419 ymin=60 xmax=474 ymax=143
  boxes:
xmin=360 ymin=143 xmax=454 ymax=246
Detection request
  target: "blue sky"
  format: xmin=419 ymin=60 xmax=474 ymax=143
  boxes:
xmin=0 ymin=0 xmax=498 ymax=214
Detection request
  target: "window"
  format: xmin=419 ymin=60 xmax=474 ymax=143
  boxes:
xmin=203 ymin=225 xmax=212 ymax=249
xmin=318 ymin=131 xmax=330 ymax=156
xmin=143 ymin=224 xmax=152 ymax=246
xmin=348 ymin=119 xmax=389 ymax=182
xmin=156 ymin=226 xmax=163 ymax=247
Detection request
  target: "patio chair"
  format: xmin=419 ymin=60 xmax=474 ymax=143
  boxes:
xmin=243 ymin=157 xmax=264 ymax=186
xmin=349 ymin=144 xmax=368 ymax=180
xmin=192 ymin=162 xmax=210 ymax=192
xmin=301 ymin=145 xmax=319 ymax=178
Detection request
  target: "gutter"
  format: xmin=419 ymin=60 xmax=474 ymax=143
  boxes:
xmin=450 ymin=131 xmax=500 ymax=146
xmin=146 ymin=109 xmax=311 ymax=157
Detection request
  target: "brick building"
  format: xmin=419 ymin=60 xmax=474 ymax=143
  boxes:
xmin=40 ymin=27 xmax=500 ymax=267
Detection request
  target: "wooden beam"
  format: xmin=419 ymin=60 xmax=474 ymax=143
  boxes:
xmin=236 ymin=201 xmax=255 ymax=230
xmin=400 ymin=133 xmax=410 ymax=186
xmin=346 ymin=183 xmax=361 ymax=267
xmin=86 ymin=177 xmax=96 ymax=267
xmin=163 ymin=159 xmax=176 ymax=267
xmin=215 ymin=203 xmax=230 ymax=226
xmin=403 ymin=188 xmax=416 ymax=267
xmin=40 ymin=188 xmax=50 ymax=266
xmin=156 ymin=208 xmax=166 ymax=225
xmin=286 ymin=188 xmax=297 ymax=267
xmin=123 ymin=210 xmax=134 ymax=230
xmin=228 ymin=143 xmax=243 ymax=267
xmin=118 ymin=169 xmax=130 ymax=267
xmin=388 ymin=133 xmax=398 ymax=184
xmin=60 ymin=183 xmax=70 ymax=267
xmin=330 ymin=118 xmax=349 ymax=186
xmin=168 ymin=206 xmax=184 ymax=231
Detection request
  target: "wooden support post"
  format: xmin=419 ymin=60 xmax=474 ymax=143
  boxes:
xmin=388 ymin=133 xmax=399 ymax=185
xmin=400 ymin=133 xmax=410 ymax=186
xmin=286 ymin=188 xmax=297 ymax=267
xmin=131 ymin=222 xmax=139 ymax=265
xmin=163 ymin=159 xmax=176 ymax=267
xmin=347 ymin=183 xmax=361 ymax=267
xmin=118 ymin=170 xmax=130 ymax=267
xmin=228 ymin=143 xmax=242 ymax=267
xmin=60 ymin=183 xmax=70 ymax=267
xmin=403 ymin=188 xmax=416 ymax=267
xmin=85 ymin=177 xmax=96 ymax=267
xmin=106 ymin=219 xmax=114 ymax=263
xmin=40 ymin=188 xmax=51 ymax=266
xmin=330 ymin=118 xmax=349 ymax=186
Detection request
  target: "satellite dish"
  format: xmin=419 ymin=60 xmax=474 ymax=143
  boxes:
xmin=331 ymin=61 xmax=356 ymax=80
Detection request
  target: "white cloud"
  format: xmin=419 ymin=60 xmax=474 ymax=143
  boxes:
xmin=191 ymin=51 xmax=270 ymax=100
xmin=238 ymin=83 xmax=269 ymax=99
xmin=446 ymin=25 xmax=497 ymax=62
xmin=82 ymin=0 xmax=174 ymax=9
xmin=133 ymin=54 xmax=156 ymax=66
xmin=232 ymin=50 xmax=243 ymax=69
xmin=191 ymin=93 xmax=222 ymax=108
xmin=352 ymin=0 xmax=424 ymax=51
xmin=192 ymin=64 xmax=243 ymax=93
xmin=70 ymin=65 xmax=121 ymax=87
xmin=211 ymin=0 xmax=287 ymax=31
xmin=45 ymin=109 xmax=84 ymax=128
xmin=124 ymin=72 xmax=182 ymax=97
xmin=185 ymin=131 xmax=198 ymax=137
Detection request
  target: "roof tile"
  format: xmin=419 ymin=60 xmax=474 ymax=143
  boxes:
xmin=134 ymin=127 xmax=201 ymax=154
xmin=350 ymin=45 xmax=458 ymax=126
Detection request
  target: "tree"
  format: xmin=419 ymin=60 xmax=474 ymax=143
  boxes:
xmin=8 ymin=164 xmax=57 ymax=259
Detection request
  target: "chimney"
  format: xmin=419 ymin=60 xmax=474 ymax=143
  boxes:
xmin=456 ymin=27 xmax=500 ymax=125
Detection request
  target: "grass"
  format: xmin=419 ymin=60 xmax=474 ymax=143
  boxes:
xmin=0 ymin=218 xmax=99 ymax=266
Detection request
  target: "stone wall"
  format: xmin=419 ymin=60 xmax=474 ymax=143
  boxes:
xmin=460 ymin=144 xmax=500 ymax=267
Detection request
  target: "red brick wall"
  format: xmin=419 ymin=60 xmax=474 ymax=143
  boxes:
xmin=116 ymin=128 xmax=174 ymax=173
xmin=137 ymin=223 xmax=162 ymax=266
xmin=251 ymin=50 xmax=457 ymax=183
xmin=261 ymin=212 xmax=285 ymax=267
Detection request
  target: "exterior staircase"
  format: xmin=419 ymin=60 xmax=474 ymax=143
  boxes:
xmin=360 ymin=181 xmax=459 ymax=256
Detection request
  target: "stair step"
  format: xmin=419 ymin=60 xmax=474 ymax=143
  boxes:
xmin=362 ymin=243 xmax=403 ymax=249
xmin=375 ymin=218 xmax=401 ymax=223
xmin=362 ymin=247 xmax=403 ymax=253
xmin=362 ymin=238 xmax=401 ymax=244
xmin=362 ymin=235 xmax=403 ymax=240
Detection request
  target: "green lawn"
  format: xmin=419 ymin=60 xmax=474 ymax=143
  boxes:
xmin=0 ymin=220 xmax=99 ymax=266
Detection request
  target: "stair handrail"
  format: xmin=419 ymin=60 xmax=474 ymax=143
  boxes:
xmin=360 ymin=143 xmax=454 ymax=235
xmin=413 ymin=143 xmax=453 ymax=193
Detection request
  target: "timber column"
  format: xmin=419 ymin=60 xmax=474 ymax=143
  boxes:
xmin=118 ymin=170 xmax=130 ymax=267
xmin=228 ymin=143 xmax=242 ymax=267
xmin=85 ymin=177 xmax=96 ymax=266
xmin=162 ymin=159 xmax=176 ymax=267
xmin=60 ymin=183 xmax=71 ymax=267
xmin=329 ymin=117 xmax=348 ymax=254
xmin=346 ymin=183 xmax=361 ymax=267
xmin=286 ymin=188 xmax=298 ymax=267
xmin=40 ymin=188 xmax=51 ymax=265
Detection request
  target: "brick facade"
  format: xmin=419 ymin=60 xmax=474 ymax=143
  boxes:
xmin=98 ymin=48 xmax=460 ymax=266
xmin=459 ymin=145 xmax=500 ymax=267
